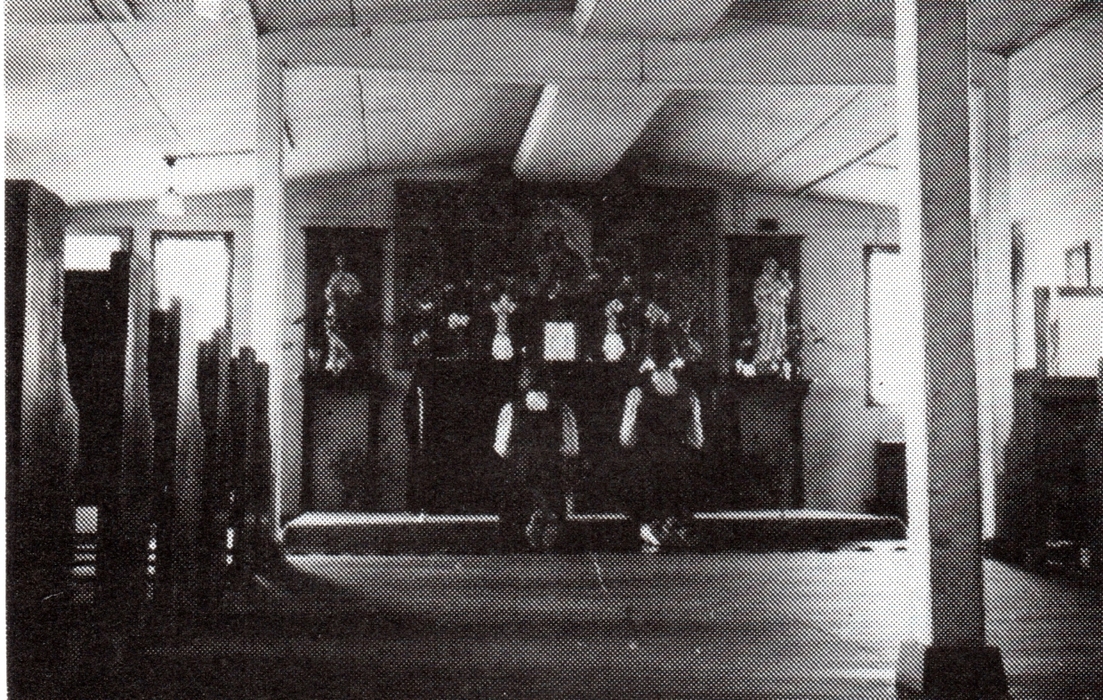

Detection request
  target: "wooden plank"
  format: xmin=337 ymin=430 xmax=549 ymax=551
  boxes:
xmin=121 ymin=554 xmax=1099 ymax=699
xmin=264 ymin=13 xmax=892 ymax=87
xmin=170 ymin=302 xmax=204 ymax=614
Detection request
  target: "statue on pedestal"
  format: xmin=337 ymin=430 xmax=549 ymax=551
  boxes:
xmin=323 ymin=255 xmax=363 ymax=375
xmin=752 ymin=258 xmax=794 ymax=370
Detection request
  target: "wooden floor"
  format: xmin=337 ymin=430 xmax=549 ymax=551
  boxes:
xmin=94 ymin=548 xmax=1102 ymax=700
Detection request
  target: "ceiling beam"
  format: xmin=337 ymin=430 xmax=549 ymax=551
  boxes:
xmin=755 ymin=89 xmax=895 ymax=191
xmin=572 ymin=0 xmax=733 ymax=39
xmin=253 ymin=0 xmax=575 ymax=34
xmin=262 ymin=12 xmax=893 ymax=87
xmin=92 ymin=0 xmax=135 ymax=22
xmin=513 ymin=81 xmax=667 ymax=180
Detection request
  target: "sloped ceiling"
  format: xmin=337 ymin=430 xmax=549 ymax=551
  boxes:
xmin=4 ymin=0 xmax=1101 ymax=207
xmin=5 ymin=22 xmax=182 ymax=202
xmin=281 ymin=67 xmax=542 ymax=180
xmin=5 ymin=0 xmax=255 ymax=202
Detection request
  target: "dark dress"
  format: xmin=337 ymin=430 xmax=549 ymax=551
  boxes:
xmin=499 ymin=394 xmax=568 ymax=548
xmin=629 ymin=382 xmax=697 ymax=524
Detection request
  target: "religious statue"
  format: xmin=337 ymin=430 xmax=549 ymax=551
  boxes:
xmin=752 ymin=258 xmax=794 ymax=369
xmin=490 ymin=292 xmax=518 ymax=361
xmin=323 ymin=255 xmax=363 ymax=375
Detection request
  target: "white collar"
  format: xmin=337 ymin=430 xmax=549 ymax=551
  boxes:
xmin=524 ymin=391 xmax=549 ymax=411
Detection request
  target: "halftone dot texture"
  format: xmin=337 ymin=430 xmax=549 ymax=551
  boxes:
xmin=7 ymin=1 xmax=1103 ymax=699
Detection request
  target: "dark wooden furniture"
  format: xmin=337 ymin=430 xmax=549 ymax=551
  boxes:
xmin=63 ymin=252 xmax=139 ymax=617
xmin=6 ymin=179 xmax=74 ymax=695
xmin=303 ymin=369 xmax=385 ymax=511
xmin=395 ymin=178 xmax=719 ymax=367
xmin=189 ymin=333 xmax=273 ymax=614
xmin=408 ymin=362 xmax=517 ymax=514
xmin=224 ymin=348 xmax=272 ymax=587
xmin=64 ymin=261 xmax=132 ymax=508
xmin=300 ymin=227 xmax=387 ymax=511
xmin=295 ymin=179 xmax=810 ymax=516
xmin=147 ymin=301 xmax=181 ymax=610
xmin=867 ymin=441 xmax=908 ymax=523
xmin=1004 ymin=371 xmax=1100 ymax=553
xmin=705 ymin=377 xmax=810 ymax=511
xmin=999 ymin=288 xmax=1102 ymax=566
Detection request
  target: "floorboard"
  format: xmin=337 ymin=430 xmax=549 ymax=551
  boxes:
xmin=100 ymin=551 xmax=1099 ymax=699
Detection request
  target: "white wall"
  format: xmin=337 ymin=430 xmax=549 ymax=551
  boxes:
xmin=1010 ymin=166 xmax=1103 ymax=370
xmin=1007 ymin=11 xmax=1103 ymax=370
xmin=735 ymin=192 xmax=903 ymax=512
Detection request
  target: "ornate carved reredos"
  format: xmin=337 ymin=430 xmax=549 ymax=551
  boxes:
xmin=395 ymin=180 xmax=801 ymax=374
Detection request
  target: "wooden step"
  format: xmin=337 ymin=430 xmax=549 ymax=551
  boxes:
xmin=281 ymin=510 xmax=905 ymax=555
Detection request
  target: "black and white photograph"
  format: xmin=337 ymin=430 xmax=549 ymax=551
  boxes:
xmin=5 ymin=1 xmax=1102 ymax=698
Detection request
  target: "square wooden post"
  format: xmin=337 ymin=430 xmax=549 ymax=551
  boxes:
xmin=895 ymin=1 xmax=1009 ymax=697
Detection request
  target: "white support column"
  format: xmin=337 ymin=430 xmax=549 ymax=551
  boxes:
xmin=255 ymin=39 xmax=292 ymax=535
xmin=969 ymin=53 xmax=1012 ymax=542
xmin=895 ymin=0 xmax=932 ymax=651
xmin=896 ymin=1 xmax=1009 ymax=697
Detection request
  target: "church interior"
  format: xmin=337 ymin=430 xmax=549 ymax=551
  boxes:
xmin=6 ymin=1 xmax=1102 ymax=698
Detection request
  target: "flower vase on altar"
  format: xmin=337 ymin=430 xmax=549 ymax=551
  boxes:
xmin=490 ymin=292 xmax=517 ymax=361
xmin=434 ymin=282 xmax=472 ymax=360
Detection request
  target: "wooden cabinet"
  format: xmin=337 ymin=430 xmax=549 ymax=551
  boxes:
xmin=704 ymin=378 xmax=809 ymax=511
xmin=302 ymin=370 xmax=385 ymax=511
xmin=1004 ymin=371 xmax=1101 ymax=552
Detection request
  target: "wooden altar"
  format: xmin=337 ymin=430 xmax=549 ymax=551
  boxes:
xmin=300 ymin=177 xmax=808 ymax=515
xmin=407 ymin=361 xmax=809 ymax=514
xmin=302 ymin=368 xmax=385 ymax=511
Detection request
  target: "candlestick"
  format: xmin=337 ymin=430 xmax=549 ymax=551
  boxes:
xmin=603 ymin=298 xmax=626 ymax=361
xmin=490 ymin=293 xmax=518 ymax=361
